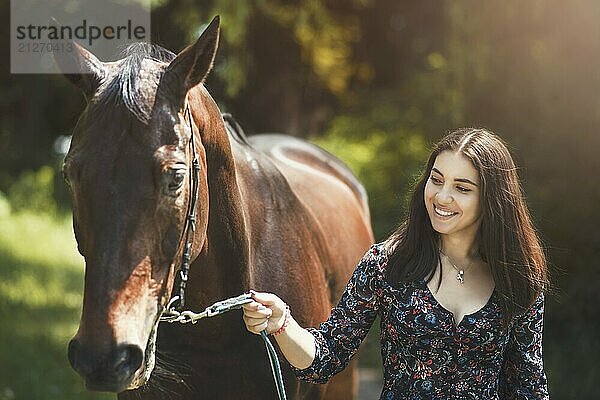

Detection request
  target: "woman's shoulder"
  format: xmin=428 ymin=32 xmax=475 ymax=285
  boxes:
xmin=365 ymin=241 xmax=390 ymax=261
xmin=355 ymin=242 xmax=391 ymax=278
xmin=368 ymin=239 xmax=425 ymax=291
xmin=359 ymin=242 xmax=421 ymax=296
xmin=370 ymin=238 xmax=399 ymax=264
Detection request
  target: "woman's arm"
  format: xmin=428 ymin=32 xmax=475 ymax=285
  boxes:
xmin=499 ymin=293 xmax=549 ymax=399
xmin=242 ymin=244 xmax=385 ymax=383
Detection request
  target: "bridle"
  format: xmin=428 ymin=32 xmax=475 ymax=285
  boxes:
xmin=155 ymin=103 xmax=288 ymax=400
xmin=160 ymin=102 xmax=201 ymax=318
xmin=158 ymin=104 xmax=259 ymax=325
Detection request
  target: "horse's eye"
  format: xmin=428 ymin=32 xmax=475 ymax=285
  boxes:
xmin=164 ymin=168 xmax=186 ymax=195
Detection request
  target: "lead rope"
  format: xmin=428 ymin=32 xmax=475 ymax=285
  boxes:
xmin=160 ymin=293 xmax=288 ymax=400
xmin=160 ymin=105 xmax=287 ymax=400
xmin=261 ymin=330 xmax=287 ymax=399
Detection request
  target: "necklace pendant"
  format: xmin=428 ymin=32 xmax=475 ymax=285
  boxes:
xmin=456 ymin=270 xmax=465 ymax=284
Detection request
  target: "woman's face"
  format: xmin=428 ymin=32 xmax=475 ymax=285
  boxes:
xmin=424 ymin=150 xmax=482 ymax=238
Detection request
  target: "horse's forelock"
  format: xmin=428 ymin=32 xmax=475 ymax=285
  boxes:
xmin=94 ymin=43 xmax=176 ymax=124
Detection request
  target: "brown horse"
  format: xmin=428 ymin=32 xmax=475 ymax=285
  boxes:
xmin=57 ymin=17 xmax=373 ymax=399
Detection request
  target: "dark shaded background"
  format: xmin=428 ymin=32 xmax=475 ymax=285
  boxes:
xmin=1 ymin=1 xmax=598 ymax=398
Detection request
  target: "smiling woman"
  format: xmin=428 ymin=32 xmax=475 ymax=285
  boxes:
xmin=424 ymin=151 xmax=482 ymax=240
xmin=244 ymin=128 xmax=550 ymax=399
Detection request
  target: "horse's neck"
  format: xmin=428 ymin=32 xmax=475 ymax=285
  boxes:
xmin=188 ymin=87 xmax=251 ymax=304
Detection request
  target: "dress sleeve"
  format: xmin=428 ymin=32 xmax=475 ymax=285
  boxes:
xmin=290 ymin=244 xmax=384 ymax=384
xmin=499 ymin=293 xmax=549 ymax=399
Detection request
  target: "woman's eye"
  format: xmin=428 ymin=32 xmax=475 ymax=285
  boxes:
xmin=456 ymin=185 xmax=471 ymax=193
xmin=430 ymin=176 xmax=442 ymax=185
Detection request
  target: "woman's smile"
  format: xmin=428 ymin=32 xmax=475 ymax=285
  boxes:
xmin=433 ymin=205 xmax=458 ymax=218
xmin=424 ymin=150 xmax=481 ymax=237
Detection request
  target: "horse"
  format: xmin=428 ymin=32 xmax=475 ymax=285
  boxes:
xmin=56 ymin=16 xmax=374 ymax=399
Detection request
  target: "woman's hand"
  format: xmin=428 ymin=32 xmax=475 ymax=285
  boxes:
xmin=242 ymin=291 xmax=287 ymax=335
xmin=243 ymin=291 xmax=317 ymax=369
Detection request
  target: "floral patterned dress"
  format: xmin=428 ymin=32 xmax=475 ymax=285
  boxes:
xmin=291 ymin=243 xmax=548 ymax=399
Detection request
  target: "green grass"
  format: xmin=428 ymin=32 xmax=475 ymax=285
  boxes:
xmin=0 ymin=210 xmax=112 ymax=400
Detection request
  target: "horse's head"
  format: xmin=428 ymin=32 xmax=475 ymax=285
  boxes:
xmin=56 ymin=17 xmax=220 ymax=392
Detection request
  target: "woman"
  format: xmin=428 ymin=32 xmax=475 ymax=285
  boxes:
xmin=243 ymin=128 xmax=549 ymax=399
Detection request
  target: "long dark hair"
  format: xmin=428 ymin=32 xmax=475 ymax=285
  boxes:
xmin=385 ymin=128 xmax=548 ymax=324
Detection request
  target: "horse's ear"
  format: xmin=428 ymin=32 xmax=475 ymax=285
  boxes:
xmin=53 ymin=40 xmax=106 ymax=98
xmin=159 ymin=16 xmax=220 ymax=106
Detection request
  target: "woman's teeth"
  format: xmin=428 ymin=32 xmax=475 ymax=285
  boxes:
xmin=434 ymin=206 xmax=457 ymax=217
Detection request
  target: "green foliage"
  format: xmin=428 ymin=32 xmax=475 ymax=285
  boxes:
xmin=211 ymin=0 xmax=252 ymax=97
xmin=0 ymin=192 xmax=10 ymax=217
xmin=6 ymin=166 xmax=58 ymax=215
xmin=259 ymin=0 xmax=363 ymax=95
xmin=171 ymin=0 xmax=369 ymax=99
xmin=311 ymin=104 xmax=428 ymax=239
xmin=0 ymin=211 xmax=110 ymax=400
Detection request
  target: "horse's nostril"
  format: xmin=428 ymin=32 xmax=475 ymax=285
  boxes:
xmin=68 ymin=339 xmax=144 ymax=391
xmin=112 ymin=344 xmax=143 ymax=381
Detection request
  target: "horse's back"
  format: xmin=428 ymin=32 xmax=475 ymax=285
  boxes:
xmin=248 ymin=133 xmax=373 ymax=290
xmin=249 ymin=133 xmax=370 ymax=218
xmin=227 ymin=132 xmax=373 ymax=399
xmin=248 ymin=132 xmax=372 ymax=256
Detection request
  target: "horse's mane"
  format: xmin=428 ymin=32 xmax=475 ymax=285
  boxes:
xmin=91 ymin=43 xmax=253 ymax=150
xmin=222 ymin=113 xmax=251 ymax=146
xmin=95 ymin=43 xmax=176 ymax=123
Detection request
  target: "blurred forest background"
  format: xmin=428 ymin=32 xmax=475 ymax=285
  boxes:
xmin=1 ymin=0 xmax=599 ymax=399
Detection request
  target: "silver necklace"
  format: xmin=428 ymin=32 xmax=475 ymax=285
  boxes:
xmin=439 ymin=249 xmax=473 ymax=284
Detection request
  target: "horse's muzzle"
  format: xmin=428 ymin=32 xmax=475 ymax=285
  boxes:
xmin=68 ymin=338 xmax=144 ymax=392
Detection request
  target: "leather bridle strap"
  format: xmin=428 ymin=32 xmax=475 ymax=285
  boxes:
xmin=158 ymin=106 xmax=288 ymax=400
xmin=162 ymin=102 xmax=200 ymax=315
